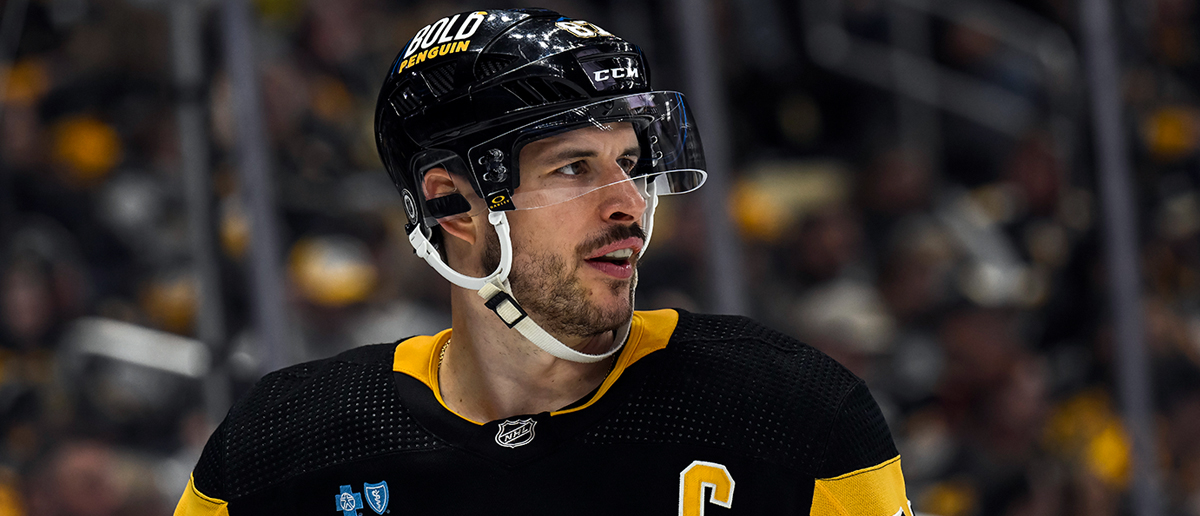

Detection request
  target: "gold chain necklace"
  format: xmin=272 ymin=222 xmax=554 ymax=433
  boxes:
xmin=437 ymin=336 xmax=617 ymax=379
xmin=438 ymin=338 xmax=450 ymax=370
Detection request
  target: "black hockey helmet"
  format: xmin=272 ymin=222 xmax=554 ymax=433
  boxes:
xmin=374 ymin=8 xmax=706 ymax=236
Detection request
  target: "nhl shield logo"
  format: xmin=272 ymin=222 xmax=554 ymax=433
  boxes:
xmin=363 ymin=481 xmax=389 ymax=515
xmin=494 ymin=418 xmax=536 ymax=448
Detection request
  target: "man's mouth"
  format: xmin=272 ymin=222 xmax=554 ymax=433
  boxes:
xmin=583 ymin=237 xmax=644 ymax=279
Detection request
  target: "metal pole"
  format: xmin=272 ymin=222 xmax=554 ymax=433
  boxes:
xmin=1081 ymin=1 xmax=1160 ymax=515
xmin=169 ymin=0 xmax=231 ymax=423
xmin=668 ymin=0 xmax=749 ymax=316
xmin=0 ymin=0 xmax=30 ymax=237
xmin=220 ymin=0 xmax=291 ymax=373
xmin=0 ymin=0 xmax=28 ymax=105
xmin=886 ymin=1 xmax=942 ymax=171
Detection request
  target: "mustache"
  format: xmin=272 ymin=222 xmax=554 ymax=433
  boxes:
xmin=577 ymin=223 xmax=646 ymax=257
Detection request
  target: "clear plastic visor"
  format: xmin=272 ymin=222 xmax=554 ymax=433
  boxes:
xmin=444 ymin=91 xmax=705 ymax=220
xmin=512 ymin=168 xmax=705 ymax=209
xmin=434 ymin=171 xmax=706 ymax=224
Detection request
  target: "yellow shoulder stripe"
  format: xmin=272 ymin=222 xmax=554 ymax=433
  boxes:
xmin=390 ymin=310 xmax=679 ymax=422
xmin=811 ymin=456 xmax=912 ymax=516
xmin=173 ymin=474 xmax=229 ymax=516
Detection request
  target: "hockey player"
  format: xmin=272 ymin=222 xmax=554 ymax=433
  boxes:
xmin=176 ymin=8 xmax=912 ymax=515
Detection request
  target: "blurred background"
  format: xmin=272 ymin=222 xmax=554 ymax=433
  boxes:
xmin=0 ymin=0 xmax=1195 ymax=514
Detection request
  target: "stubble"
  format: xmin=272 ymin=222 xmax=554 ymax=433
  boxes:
xmin=482 ymin=224 xmax=643 ymax=338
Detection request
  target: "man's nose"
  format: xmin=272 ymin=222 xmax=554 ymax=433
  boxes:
xmin=599 ymin=168 xmax=648 ymax=223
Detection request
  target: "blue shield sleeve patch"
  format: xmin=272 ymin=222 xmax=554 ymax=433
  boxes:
xmin=364 ymin=481 xmax=390 ymax=515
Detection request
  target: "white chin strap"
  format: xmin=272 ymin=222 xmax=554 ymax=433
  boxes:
xmin=408 ymin=210 xmax=635 ymax=363
xmin=476 ymin=281 xmax=629 ymax=363
xmin=409 ymin=211 xmax=514 ymax=291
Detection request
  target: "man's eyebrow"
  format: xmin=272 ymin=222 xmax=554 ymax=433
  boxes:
xmin=537 ymin=145 xmax=642 ymax=165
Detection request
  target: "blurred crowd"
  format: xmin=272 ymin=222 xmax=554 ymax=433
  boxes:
xmin=0 ymin=0 xmax=1198 ymax=514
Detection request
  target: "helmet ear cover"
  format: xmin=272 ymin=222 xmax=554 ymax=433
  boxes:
xmin=409 ymin=150 xmax=476 ymax=225
xmin=425 ymin=193 xmax=471 ymax=220
xmin=399 ymin=150 xmax=476 ymax=261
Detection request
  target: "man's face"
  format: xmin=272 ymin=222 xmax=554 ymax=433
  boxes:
xmin=482 ymin=122 xmax=648 ymax=339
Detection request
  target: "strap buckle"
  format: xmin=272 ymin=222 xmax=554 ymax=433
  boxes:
xmin=483 ymin=290 xmax=528 ymax=329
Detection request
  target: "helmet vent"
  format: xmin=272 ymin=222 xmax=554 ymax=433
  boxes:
xmin=549 ymin=80 xmax=585 ymax=100
xmin=474 ymin=54 xmax=516 ymax=79
xmin=503 ymin=78 xmax=584 ymax=106
xmin=423 ymin=63 xmax=457 ymax=96
xmin=389 ymin=82 xmax=421 ymax=116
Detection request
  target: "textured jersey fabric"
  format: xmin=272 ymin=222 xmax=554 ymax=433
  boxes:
xmin=176 ymin=309 xmax=911 ymax=516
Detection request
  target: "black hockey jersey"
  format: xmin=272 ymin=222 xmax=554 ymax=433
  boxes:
xmin=175 ymin=310 xmax=912 ymax=515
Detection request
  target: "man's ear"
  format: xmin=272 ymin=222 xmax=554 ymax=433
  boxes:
xmin=422 ymin=167 xmax=477 ymax=246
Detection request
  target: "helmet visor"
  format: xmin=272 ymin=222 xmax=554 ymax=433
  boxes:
xmin=464 ymin=91 xmax=706 ymax=213
xmin=506 ymin=168 xmax=705 ymax=210
xmin=427 ymin=169 xmax=704 ymax=227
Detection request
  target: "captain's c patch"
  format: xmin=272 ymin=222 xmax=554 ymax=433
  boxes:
xmin=679 ymin=461 xmax=735 ymax=516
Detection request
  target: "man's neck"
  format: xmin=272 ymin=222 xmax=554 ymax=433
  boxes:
xmin=439 ymin=287 xmax=619 ymax=423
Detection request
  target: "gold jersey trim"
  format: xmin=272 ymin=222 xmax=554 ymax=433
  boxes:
xmin=553 ymin=309 xmax=678 ymax=415
xmin=173 ymin=474 xmax=229 ymax=516
xmin=810 ymin=455 xmax=912 ymax=516
xmin=392 ymin=309 xmax=680 ymax=425
xmin=392 ymin=326 xmax=462 ymax=420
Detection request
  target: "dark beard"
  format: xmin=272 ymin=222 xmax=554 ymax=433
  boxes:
xmin=482 ymin=223 xmax=644 ymax=338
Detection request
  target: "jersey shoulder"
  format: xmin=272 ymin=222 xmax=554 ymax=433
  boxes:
xmin=586 ymin=310 xmax=898 ymax=478
xmin=192 ymin=342 xmax=444 ymax=502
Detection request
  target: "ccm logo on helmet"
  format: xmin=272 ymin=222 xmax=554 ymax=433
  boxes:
xmin=403 ymin=12 xmax=486 ymax=59
xmin=593 ymin=66 xmax=640 ymax=82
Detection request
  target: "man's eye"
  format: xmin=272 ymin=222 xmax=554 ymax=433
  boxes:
xmin=618 ymin=157 xmax=638 ymax=174
xmin=555 ymin=161 xmax=586 ymax=176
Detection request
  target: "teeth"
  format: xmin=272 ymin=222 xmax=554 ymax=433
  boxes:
xmin=603 ymin=248 xmax=634 ymax=259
